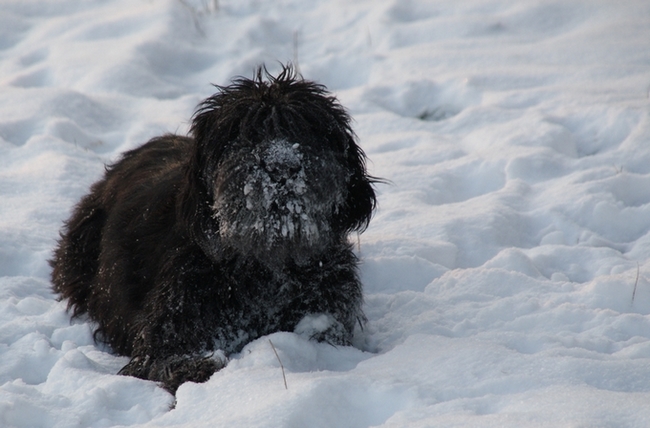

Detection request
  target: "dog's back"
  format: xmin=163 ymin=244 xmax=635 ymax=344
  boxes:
xmin=50 ymin=135 xmax=194 ymax=354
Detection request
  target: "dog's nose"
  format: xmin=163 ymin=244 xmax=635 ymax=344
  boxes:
xmin=265 ymin=162 xmax=300 ymax=175
xmin=271 ymin=167 xmax=302 ymax=187
xmin=262 ymin=158 xmax=302 ymax=182
xmin=259 ymin=139 xmax=304 ymax=184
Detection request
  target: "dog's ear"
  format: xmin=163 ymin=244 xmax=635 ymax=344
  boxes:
xmin=190 ymin=99 xmax=242 ymax=177
xmin=179 ymin=101 xmax=234 ymax=251
xmin=335 ymin=136 xmax=377 ymax=233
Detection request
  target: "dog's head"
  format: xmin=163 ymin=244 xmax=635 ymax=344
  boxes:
xmin=188 ymin=65 xmax=376 ymax=265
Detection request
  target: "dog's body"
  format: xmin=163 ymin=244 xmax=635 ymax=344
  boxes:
xmin=50 ymin=66 xmax=377 ymax=393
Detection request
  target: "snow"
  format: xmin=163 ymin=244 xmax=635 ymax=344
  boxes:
xmin=1 ymin=0 xmax=650 ymax=426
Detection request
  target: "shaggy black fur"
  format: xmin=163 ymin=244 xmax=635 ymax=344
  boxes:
xmin=50 ymin=65 xmax=377 ymax=394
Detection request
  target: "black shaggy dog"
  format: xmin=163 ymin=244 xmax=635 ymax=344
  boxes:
xmin=50 ymin=65 xmax=377 ymax=394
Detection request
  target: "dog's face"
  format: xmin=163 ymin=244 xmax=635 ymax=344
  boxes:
xmin=212 ymin=136 xmax=348 ymax=264
xmin=190 ymin=67 xmax=376 ymax=265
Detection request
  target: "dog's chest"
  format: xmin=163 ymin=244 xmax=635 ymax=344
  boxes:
xmin=208 ymin=269 xmax=312 ymax=352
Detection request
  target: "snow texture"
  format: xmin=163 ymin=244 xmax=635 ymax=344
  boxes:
xmin=1 ymin=0 xmax=650 ymax=426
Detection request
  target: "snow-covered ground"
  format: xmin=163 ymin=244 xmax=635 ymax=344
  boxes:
xmin=2 ymin=0 xmax=650 ymax=426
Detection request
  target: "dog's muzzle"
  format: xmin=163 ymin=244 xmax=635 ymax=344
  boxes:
xmin=212 ymin=139 xmax=348 ymax=264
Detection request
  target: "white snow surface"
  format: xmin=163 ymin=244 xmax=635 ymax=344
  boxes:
xmin=2 ymin=0 xmax=650 ymax=426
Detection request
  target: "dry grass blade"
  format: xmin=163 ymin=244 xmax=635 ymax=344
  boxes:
xmin=632 ymin=262 xmax=640 ymax=304
xmin=269 ymin=339 xmax=288 ymax=390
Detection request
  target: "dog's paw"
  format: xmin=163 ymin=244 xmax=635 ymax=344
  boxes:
xmin=118 ymin=354 xmax=152 ymax=379
xmin=120 ymin=352 xmax=227 ymax=394
xmin=155 ymin=354 xmax=226 ymax=394
xmin=294 ymin=313 xmax=352 ymax=346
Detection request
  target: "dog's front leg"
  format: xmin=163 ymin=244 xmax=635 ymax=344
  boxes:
xmin=119 ymin=308 xmax=227 ymax=394
xmin=119 ymin=253 xmax=227 ymax=394
xmin=284 ymin=245 xmax=366 ymax=346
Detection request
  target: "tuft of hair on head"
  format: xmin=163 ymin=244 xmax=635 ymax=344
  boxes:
xmin=190 ymin=62 xmax=354 ymax=151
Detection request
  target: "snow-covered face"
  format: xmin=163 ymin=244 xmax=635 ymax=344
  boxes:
xmin=211 ymin=138 xmax=348 ymax=265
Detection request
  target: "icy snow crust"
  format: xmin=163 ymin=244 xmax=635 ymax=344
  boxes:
xmin=2 ymin=0 xmax=650 ymax=426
